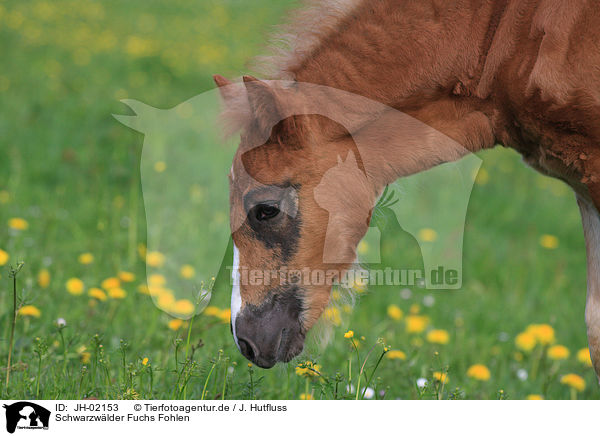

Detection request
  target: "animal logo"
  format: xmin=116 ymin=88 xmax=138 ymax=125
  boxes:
xmin=115 ymin=81 xmax=481 ymax=367
xmin=3 ymin=402 xmax=50 ymax=434
xmin=314 ymin=150 xmax=374 ymax=265
xmin=115 ymin=85 xmax=481 ymax=297
xmin=313 ymin=143 xmax=481 ymax=288
xmin=114 ymin=94 xmax=238 ymax=318
xmin=369 ymin=185 xmax=423 ymax=272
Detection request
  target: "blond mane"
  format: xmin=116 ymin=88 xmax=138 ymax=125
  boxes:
xmin=250 ymin=0 xmax=363 ymax=79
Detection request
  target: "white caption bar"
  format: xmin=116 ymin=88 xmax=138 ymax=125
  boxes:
xmin=0 ymin=400 xmax=597 ymax=435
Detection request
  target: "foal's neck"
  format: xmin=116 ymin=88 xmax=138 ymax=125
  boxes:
xmin=286 ymin=0 xmax=502 ymax=189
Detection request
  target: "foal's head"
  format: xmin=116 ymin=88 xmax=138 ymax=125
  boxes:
xmin=215 ymin=75 xmax=376 ymax=367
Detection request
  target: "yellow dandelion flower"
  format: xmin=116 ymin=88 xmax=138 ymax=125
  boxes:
xmin=475 ymin=167 xmax=489 ymax=185
xmin=299 ymin=393 xmax=313 ymax=400
xmin=426 ymin=329 xmax=450 ymax=345
xmin=539 ymin=234 xmax=559 ymax=250
xmin=514 ymin=351 xmax=523 ymax=362
xmin=138 ymin=284 xmax=150 ymax=295
xmin=526 ymin=394 xmax=544 ymax=400
xmin=405 ymin=315 xmax=428 ymax=334
xmin=168 ymin=319 xmax=183 ymax=331
xmin=137 ymin=243 xmax=147 ymax=258
xmin=148 ymin=273 xmax=166 ymax=287
xmin=142 ymin=357 xmax=149 ymax=366
xmin=147 ymin=286 xmax=166 ymax=296
xmin=204 ymin=306 xmax=221 ymax=317
xmin=157 ymin=292 xmax=175 ymax=310
xmin=172 ymin=299 xmax=195 ymax=316
xmin=0 ymin=248 xmax=9 ymax=266
xmin=351 ymin=276 xmax=368 ymax=293
xmin=38 ymin=269 xmax=50 ymax=288
xmin=18 ymin=305 xmax=41 ymax=318
xmin=146 ymin=251 xmax=165 ymax=267
xmin=323 ymin=307 xmax=341 ymax=326
xmin=344 ymin=330 xmax=354 ymax=339
xmin=357 ymin=240 xmax=369 ymax=255
xmin=154 ymin=161 xmax=166 ymax=173
xmin=66 ymin=278 xmax=84 ymax=295
xmin=125 ymin=36 xmax=157 ymax=57
xmin=113 ymin=196 xmax=125 ymax=208
xmin=78 ymin=252 xmax=94 ymax=265
xmin=218 ymin=309 xmax=231 ymax=324
xmin=8 ymin=217 xmax=29 ymax=231
xmin=295 ymin=361 xmax=321 ymax=377
xmin=577 ymin=348 xmax=593 ymax=367
xmin=108 ymin=288 xmax=127 ymax=299
xmin=560 ymin=373 xmax=585 ymax=392
xmin=180 ymin=264 xmax=195 ymax=279
xmin=80 ymin=352 xmax=91 ymax=364
xmin=466 ymin=364 xmax=491 ymax=381
xmin=88 ymin=288 xmax=107 ymax=301
xmin=433 ymin=371 xmax=449 ymax=384
xmin=515 ymin=331 xmax=537 ymax=352
xmin=386 ymin=350 xmax=406 ymax=360
xmin=526 ymin=324 xmax=555 ymax=345
xmin=77 ymin=346 xmax=90 ymax=364
xmin=118 ymin=271 xmax=135 ymax=282
xmin=101 ymin=277 xmax=121 ymax=290
xmin=387 ymin=304 xmax=403 ymax=321
xmin=547 ymin=344 xmax=570 ymax=360
xmin=418 ymin=228 xmax=437 ymax=242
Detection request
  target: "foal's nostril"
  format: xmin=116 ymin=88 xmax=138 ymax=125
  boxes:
xmin=237 ymin=337 xmax=258 ymax=362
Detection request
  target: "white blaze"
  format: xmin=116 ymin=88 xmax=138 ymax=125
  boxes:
xmin=231 ymin=244 xmax=242 ymax=350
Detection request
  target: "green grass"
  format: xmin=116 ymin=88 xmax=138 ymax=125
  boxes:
xmin=0 ymin=0 xmax=597 ymax=400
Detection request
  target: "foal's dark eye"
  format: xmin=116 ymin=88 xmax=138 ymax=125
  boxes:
xmin=254 ymin=204 xmax=280 ymax=221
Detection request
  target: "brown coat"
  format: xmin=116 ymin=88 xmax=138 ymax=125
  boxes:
xmin=255 ymin=0 xmax=600 ymax=205
xmin=216 ymin=0 xmax=600 ymax=372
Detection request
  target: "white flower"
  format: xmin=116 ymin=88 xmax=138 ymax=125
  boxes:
xmin=346 ymin=384 xmax=355 ymax=394
xmin=498 ymin=332 xmax=509 ymax=342
xmin=400 ymin=288 xmax=412 ymax=299
xmin=423 ymin=295 xmax=435 ymax=307
xmin=227 ymin=366 xmax=235 ymax=375
xmin=56 ymin=318 xmax=66 ymax=327
xmin=517 ymin=369 xmax=528 ymax=381
xmin=416 ymin=377 xmax=428 ymax=388
xmin=361 ymin=387 xmax=375 ymax=399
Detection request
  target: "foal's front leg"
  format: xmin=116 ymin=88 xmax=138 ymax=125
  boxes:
xmin=577 ymin=195 xmax=600 ymax=379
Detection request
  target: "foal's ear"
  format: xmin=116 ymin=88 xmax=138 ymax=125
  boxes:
xmin=242 ymin=75 xmax=299 ymax=144
xmin=213 ymin=74 xmax=236 ymax=102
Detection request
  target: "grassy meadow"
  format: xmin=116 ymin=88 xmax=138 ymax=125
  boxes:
xmin=0 ymin=0 xmax=598 ymax=400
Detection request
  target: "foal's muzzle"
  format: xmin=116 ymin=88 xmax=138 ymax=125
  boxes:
xmin=233 ymin=290 xmax=305 ymax=368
